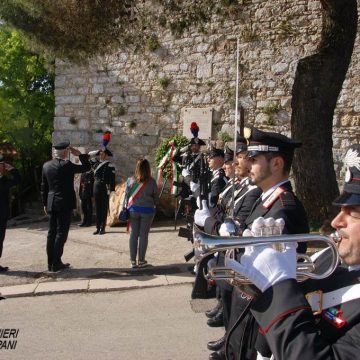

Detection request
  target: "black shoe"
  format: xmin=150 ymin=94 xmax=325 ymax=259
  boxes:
xmin=0 ymin=265 xmax=9 ymax=272
xmin=78 ymin=223 xmax=86 ymax=227
xmin=59 ymin=262 xmax=70 ymax=268
xmin=207 ymin=310 xmax=224 ymax=327
xmin=99 ymin=229 xmax=105 ymax=235
xmin=93 ymin=229 xmax=100 ymax=235
xmin=205 ymin=300 xmax=222 ymax=318
xmin=207 ymin=336 xmax=225 ymax=351
xmin=209 ymin=348 xmax=226 ymax=360
xmin=52 ymin=263 xmax=70 ymax=272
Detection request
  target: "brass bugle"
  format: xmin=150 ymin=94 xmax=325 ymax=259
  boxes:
xmin=193 ymin=225 xmax=340 ymax=282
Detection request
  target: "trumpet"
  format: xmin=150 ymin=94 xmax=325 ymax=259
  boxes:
xmin=193 ymin=225 xmax=340 ymax=283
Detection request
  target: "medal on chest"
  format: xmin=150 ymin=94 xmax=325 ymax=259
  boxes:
xmin=322 ymin=307 xmax=347 ymax=328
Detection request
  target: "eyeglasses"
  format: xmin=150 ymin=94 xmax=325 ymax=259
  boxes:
xmin=341 ymin=206 xmax=360 ymax=219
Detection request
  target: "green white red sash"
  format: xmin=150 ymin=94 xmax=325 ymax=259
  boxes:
xmin=156 ymin=141 xmax=179 ymax=195
xmin=127 ymin=179 xmax=150 ymax=207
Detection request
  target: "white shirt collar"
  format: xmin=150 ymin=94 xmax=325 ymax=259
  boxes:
xmin=261 ymin=179 xmax=289 ymax=200
xmin=348 ymin=264 xmax=360 ymax=272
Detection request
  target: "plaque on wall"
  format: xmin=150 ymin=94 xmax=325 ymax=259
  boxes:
xmin=181 ymin=107 xmax=213 ymax=140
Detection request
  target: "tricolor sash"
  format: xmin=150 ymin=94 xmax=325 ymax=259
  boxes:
xmin=128 ymin=179 xmax=150 ymax=207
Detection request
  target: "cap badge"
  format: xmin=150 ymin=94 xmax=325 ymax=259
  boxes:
xmin=344 ymin=148 xmax=360 ymax=183
xmin=244 ymin=127 xmax=251 ymax=140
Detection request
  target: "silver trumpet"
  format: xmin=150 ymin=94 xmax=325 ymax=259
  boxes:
xmin=193 ymin=225 xmax=341 ymax=284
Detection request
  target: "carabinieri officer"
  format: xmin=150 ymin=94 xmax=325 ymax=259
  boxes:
xmin=93 ymin=148 xmax=115 ymax=235
xmin=41 ymin=141 xmax=91 ymax=272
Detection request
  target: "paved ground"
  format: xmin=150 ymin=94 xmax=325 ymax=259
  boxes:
xmin=0 ymin=218 xmax=224 ymax=360
xmin=0 ymin=218 xmax=196 ymax=297
xmin=1 ymin=285 xmax=222 ymax=360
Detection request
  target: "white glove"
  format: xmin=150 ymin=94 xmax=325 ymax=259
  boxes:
xmin=194 ymin=200 xmax=211 ymax=227
xmin=190 ymin=181 xmax=200 ymax=193
xmin=225 ymin=244 xmax=297 ymax=292
xmin=249 ymin=216 xmax=285 ymax=236
xmin=88 ymin=150 xmax=99 ymax=157
xmin=181 ymin=168 xmax=190 ymax=178
xmin=219 ymin=222 xmax=235 ymax=236
xmin=207 ymin=256 xmax=218 ymax=270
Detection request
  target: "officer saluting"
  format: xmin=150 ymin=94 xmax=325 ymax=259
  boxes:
xmin=78 ymin=164 xmax=94 ymax=227
xmin=92 ymin=148 xmax=115 ymax=235
xmin=41 ymin=141 xmax=91 ymax=272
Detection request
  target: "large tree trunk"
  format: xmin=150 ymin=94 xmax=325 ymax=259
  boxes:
xmin=291 ymin=0 xmax=358 ymax=223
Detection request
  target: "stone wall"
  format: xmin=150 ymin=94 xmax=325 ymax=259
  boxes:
xmin=54 ymin=0 xmax=360 ymax=184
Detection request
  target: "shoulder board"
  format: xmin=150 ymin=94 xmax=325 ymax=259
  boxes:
xmin=279 ymin=190 xmax=296 ymax=207
xmin=262 ymin=187 xmax=286 ymax=209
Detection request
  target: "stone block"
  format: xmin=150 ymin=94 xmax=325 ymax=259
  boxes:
xmin=271 ymin=62 xmax=289 ymax=75
xmin=126 ymin=95 xmax=140 ymax=103
xmin=0 ymin=284 xmax=37 ymax=298
xmin=35 ymin=280 xmax=89 ymax=295
xmin=92 ymin=84 xmax=104 ymax=94
xmin=255 ymin=112 xmax=270 ymax=125
xmin=196 ymin=63 xmax=212 ymax=79
xmin=99 ymin=108 xmax=109 ymax=118
xmin=127 ymin=106 xmax=141 ymax=113
xmin=180 ymin=63 xmax=188 ymax=71
xmin=56 ymin=95 xmax=85 ymax=105
xmin=141 ymin=135 xmax=158 ymax=146
xmin=55 ymin=75 xmax=66 ymax=87
xmin=163 ymin=64 xmax=179 ymax=72
xmin=55 ymin=105 xmax=65 ymax=116
xmin=111 ymin=95 xmax=125 ymax=104
xmin=78 ymin=119 xmax=90 ymax=130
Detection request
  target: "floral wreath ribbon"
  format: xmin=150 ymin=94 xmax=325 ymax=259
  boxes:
xmin=156 ymin=140 xmax=179 ymax=195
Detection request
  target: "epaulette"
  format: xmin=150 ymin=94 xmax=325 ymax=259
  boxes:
xmin=279 ymin=190 xmax=296 ymax=207
xmin=262 ymin=187 xmax=285 ymax=209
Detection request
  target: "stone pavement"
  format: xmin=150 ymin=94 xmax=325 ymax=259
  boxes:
xmin=0 ymin=218 xmax=196 ymax=299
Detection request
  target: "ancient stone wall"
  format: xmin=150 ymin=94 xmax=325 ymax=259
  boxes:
xmin=54 ymin=0 xmax=360 ymax=184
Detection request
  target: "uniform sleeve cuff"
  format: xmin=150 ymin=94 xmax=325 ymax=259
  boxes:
xmin=251 ymin=279 xmax=311 ymax=334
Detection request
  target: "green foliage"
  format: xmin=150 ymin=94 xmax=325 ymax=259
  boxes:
xmin=218 ymin=132 xmax=233 ymax=143
xmin=155 ymin=135 xmax=188 ymax=179
xmin=112 ymin=105 xmax=126 ymax=117
xmin=278 ymin=20 xmax=298 ymax=37
xmin=146 ymin=34 xmax=160 ymax=52
xmin=157 ymin=76 xmax=171 ymax=89
xmin=127 ymin=120 xmax=137 ymax=129
xmin=241 ymin=26 xmax=258 ymax=42
xmin=0 ymin=0 xmax=245 ymax=61
xmin=260 ymin=102 xmax=282 ymax=115
xmin=0 ymin=27 xmax=54 ymax=201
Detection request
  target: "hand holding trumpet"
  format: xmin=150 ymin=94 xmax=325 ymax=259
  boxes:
xmin=224 ymin=217 xmax=297 ymax=292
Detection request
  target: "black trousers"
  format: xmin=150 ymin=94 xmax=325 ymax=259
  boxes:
xmin=46 ymin=210 xmax=72 ymax=266
xmin=80 ymin=197 xmax=93 ymax=225
xmin=0 ymin=217 xmax=7 ymax=258
xmin=94 ymin=190 xmax=109 ymax=231
xmin=218 ymin=280 xmax=234 ymax=330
